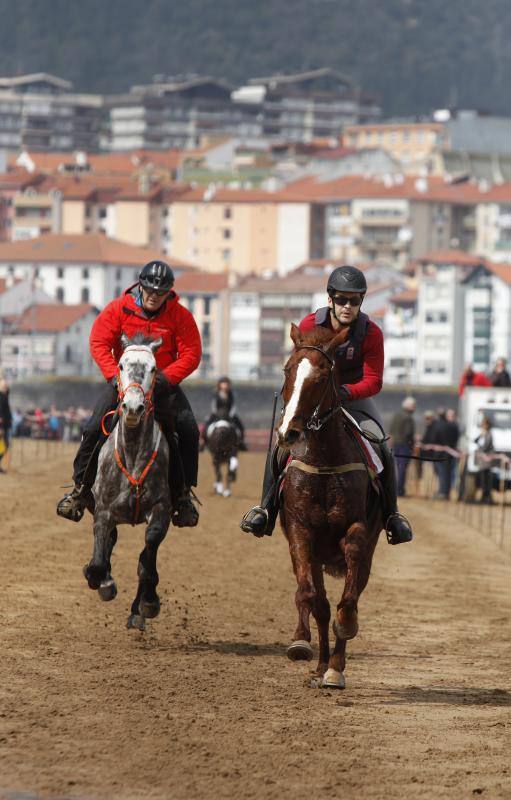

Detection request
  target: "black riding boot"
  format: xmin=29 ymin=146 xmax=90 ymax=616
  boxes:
xmin=379 ymin=443 xmax=413 ymax=544
xmin=240 ymin=446 xmax=285 ymax=537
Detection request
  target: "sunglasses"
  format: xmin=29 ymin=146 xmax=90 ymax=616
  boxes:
xmin=143 ymin=286 xmax=169 ymax=297
xmin=332 ymin=294 xmax=362 ymax=307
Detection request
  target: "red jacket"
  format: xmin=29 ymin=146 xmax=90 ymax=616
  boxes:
xmin=90 ymin=287 xmax=202 ymax=384
xmin=299 ymin=311 xmax=384 ymax=400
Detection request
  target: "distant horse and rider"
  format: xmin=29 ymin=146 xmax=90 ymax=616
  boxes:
xmin=203 ymin=377 xmax=246 ymax=497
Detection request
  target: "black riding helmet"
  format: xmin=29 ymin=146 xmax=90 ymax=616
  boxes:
xmin=327 ymin=265 xmax=367 ymax=296
xmin=139 ymin=260 xmax=175 ymax=292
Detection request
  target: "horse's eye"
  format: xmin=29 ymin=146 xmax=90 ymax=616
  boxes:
xmin=119 ymin=364 xmax=124 ymax=371
xmin=150 ymin=366 xmax=155 ymax=372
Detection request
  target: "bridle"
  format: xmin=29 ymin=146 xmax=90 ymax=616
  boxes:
xmin=286 ymin=344 xmax=387 ymax=444
xmin=286 ymin=345 xmax=342 ymax=432
xmin=117 ymin=346 xmax=157 ymax=418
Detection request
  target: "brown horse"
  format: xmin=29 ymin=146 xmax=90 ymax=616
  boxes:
xmin=278 ymin=323 xmax=383 ymax=689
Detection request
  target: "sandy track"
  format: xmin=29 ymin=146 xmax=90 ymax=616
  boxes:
xmin=0 ymin=446 xmax=510 ymax=800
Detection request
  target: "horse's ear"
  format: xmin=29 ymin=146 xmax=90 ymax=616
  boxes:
xmin=120 ymin=333 xmax=130 ymax=351
xmin=290 ymin=323 xmax=302 ymax=346
xmin=325 ymin=327 xmax=350 ymax=353
xmin=148 ymin=337 xmax=163 ymax=353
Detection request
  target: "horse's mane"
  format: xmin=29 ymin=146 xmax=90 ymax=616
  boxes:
xmin=124 ymin=333 xmax=157 ymax=348
xmin=296 ymin=326 xmax=337 ymax=347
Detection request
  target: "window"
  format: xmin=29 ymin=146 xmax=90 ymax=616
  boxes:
xmin=187 ymin=295 xmax=196 ymax=314
xmin=223 ymin=228 xmax=231 ymax=239
xmin=222 ymin=249 xmax=231 ymax=262
xmin=425 ymin=310 xmax=448 ymax=323
xmin=473 ymin=344 xmax=490 ymax=364
xmin=203 ymin=296 xmax=211 ymax=316
xmin=82 ymin=268 xmax=89 ymax=279
xmin=116 ymin=268 xmax=122 ymax=280
xmin=56 ymin=287 xmax=65 ymax=302
xmin=81 ymin=287 xmax=90 ymax=302
xmin=473 ymin=307 xmax=491 ymax=338
xmin=65 ymin=344 xmax=72 ymax=363
xmin=57 ymin=267 xmax=64 ymax=279
xmin=202 ymin=321 xmax=211 ymax=340
xmin=99 ymin=208 xmax=107 ymax=219
xmin=224 ymin=207 xmax=232 ymax=219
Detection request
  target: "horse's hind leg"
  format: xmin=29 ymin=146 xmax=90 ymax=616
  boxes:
xmin=213 ymin=458 xmax=223 ymax=495
xmin=286 ymin=523 xmax=315 ymax=662
xmin=311 ymin=563 xmax=330 ymax=676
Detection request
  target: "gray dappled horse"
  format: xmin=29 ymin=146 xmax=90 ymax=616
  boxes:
xmin=83 ymin=335 xmax=172 ymax=631
xmin=206 ymin=419 xmax=239 ymax=497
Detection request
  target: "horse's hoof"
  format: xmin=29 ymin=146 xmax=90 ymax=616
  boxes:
xmin=332 ymin=617 xmax=359 ymax=641
xmin=98 ymin=577 xmax=117 ymax=602
xmin=127 ymin=613 xmax=145 ymax=631
xmin=138 ymin=598 xmax=160 ymax=619
xmin=83 ymin=564 xmax=101 ymax=591
xmin=214 ymin=482 xmax=223 ymax=495
xmin=222 ymin=489 xmax=231 ymax=498
xmin=287 ymin=640 xmax=314 ymax=662
xmin=321 ymin=668 xmax=346 ymax=690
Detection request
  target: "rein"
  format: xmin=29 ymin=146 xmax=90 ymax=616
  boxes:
xmin=113 ymin=422 xmax=162 ymax=525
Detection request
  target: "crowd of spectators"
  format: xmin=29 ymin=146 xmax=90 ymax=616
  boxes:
xmin=10 ymin=405 xmax=91 ymax=442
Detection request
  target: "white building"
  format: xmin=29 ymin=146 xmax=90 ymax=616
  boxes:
xmin=383 ymin=289 xmax=418 ymax=385
xmin=415 ymin=251 xmax=485 ymax=385
xmin=461 ymin=261 xmax=511 ymax=373
xmin=0 ymin=303 xmax=98 ymax=379
xmin=0 ymin=233 xmax=198 ymax=309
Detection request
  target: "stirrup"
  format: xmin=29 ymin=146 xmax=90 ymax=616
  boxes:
xmin=56 ymin=486 xmax=87 ymax=522
xmin=172 ymin=490 xmax=199 ymax=528
xmin=385 ymin=512 xmax=413 ymax=545
xmin=240 ymin=506 xmax=270 ymax=537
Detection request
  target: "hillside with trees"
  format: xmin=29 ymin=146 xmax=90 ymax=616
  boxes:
xmin=1 ymin=0 xmax=511 ymax=116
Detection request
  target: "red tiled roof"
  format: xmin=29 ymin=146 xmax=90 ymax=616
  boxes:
xmin=284 ymin=174 xmax=506 ymax=205
xmin=0 ymin=233 xmax=200 ymax=270
xmin=389 ymin=288 xmax=418 ymax=305
xmin=416 ymin=249 xmax=486 ymax=266
xmin=9 ymin=149 xmax=187 ymax=176
xmin=175 ymin=272 xmax=229 ymax=293
xmin=13 ymin=303 xmax=96 ymax=333
xmin=175 ymin=186 xmax=308 ymax=204
xmin=484 ymin=261 xmax=511 ymax=286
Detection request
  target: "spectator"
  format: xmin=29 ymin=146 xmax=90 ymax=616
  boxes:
xmin=389 ymin=396 xmax=416 ymax=497
xmin=0 ymin=377 xmax=12 ymax=474
xmin=475 ymin=417 xmax=495 ymax=504
xmin=490 ymin=357 xmax=511 ymax=388
xmin=458 ymin=364 xmax=492 ymax=396
xmin=416 ymin=410 xmax=436 ymax=480
xmin=431 ymin=408 xmax=459 ymax=499
xmin=445 ymin=408 xmax=460 ymax=492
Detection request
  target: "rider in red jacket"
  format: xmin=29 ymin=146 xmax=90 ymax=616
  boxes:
xmin=57 ymin=260 xmax=202 ymax=527
xmin=240 ymin=265 xmax=413 ymax=545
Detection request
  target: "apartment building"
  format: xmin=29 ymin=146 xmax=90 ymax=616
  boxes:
xmin=343 ymin=122 xmax=447 ymax=173
xmin=235 ymin=69 xmax=380 ymax=142
xmin=415 ymin=251 xmax=486 ymax=385
xmin=169 ymin=187 xmax=311 ymax=276
xmin=383 ymin=289 xmax=418 ymax=385
xmin=290 ymin=174 xmax=483 ymax=267
xmin=108 ymin=76 xmax=254 ymax=151
xmin=461 ymin=261 xmax=511 ymax=374
xmin=0 ymin=73 xmax=103 ymax=153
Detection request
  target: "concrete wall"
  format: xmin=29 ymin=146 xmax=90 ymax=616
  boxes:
xmin=9 ymin=377 xmax=459 ymax=433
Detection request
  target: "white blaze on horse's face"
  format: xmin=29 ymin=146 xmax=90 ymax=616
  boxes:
xmin=118 ymin=345 xmax=156 ymax=427
xmin=279 ymin=357 xmax=313 ymax=443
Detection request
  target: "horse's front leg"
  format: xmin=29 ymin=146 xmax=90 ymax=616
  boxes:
xmin=84 ymin=511 xmax=115 ymax=590
xmin=213 ymin=458 xmax=223 ymax=495
xmin=334 ymin=521 xmax=372 ymax=641
xmin=97 ymin=527 xmax=118 ymax=602
xmin=127 ymin=503 xmax=171 ymax=630
xmin=286 ymin=522 xmax=315 ymax=663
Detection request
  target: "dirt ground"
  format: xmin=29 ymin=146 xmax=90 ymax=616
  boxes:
xmin=0 ymin=444 xmax=510 ymax=800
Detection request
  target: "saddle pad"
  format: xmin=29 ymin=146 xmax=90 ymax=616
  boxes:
xmin=352 ymin=428 xmax=383 ymax=475
xmin=206 ymin=419 xmax=233 ymax=438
